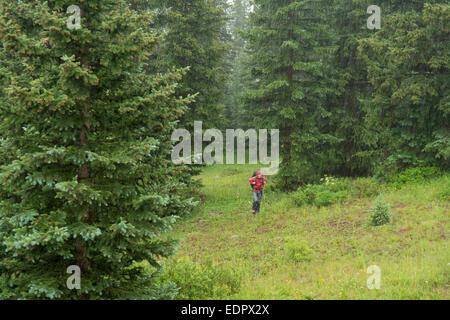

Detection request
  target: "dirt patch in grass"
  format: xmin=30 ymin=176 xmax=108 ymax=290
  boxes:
xmin=254 ymin=226 xmax=271 ymax=235
xmin=395 ymin=227 xmax=412 ymax=236
xmin=393 ymin=203 xmax=409 ymax=209
xmin=327 ymin=216 xmax=363 ymax=235
xmin=343 ymin=199 xmax=359 ymax=209
xmin=437 ymin=225 xmax=447 ymax=240
xmin=222 ymin=168 xmax=241 ymax=176
xmin=194 ymin=221 xmax=213 ymax=231
xmin=267 ymin=221 xmax=290 ymax=230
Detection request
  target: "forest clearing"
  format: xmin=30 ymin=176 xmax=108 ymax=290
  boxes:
xmin=156 ymin=164 xmax=449 ymax=300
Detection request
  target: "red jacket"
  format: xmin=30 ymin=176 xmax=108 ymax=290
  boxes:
xmin=249 ymin=176 xmax=267 ymax=192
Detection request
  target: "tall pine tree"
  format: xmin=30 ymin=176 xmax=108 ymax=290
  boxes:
xmin=359 ymin=1 xmax=449 ymax=175
xmin=148 ymin=0 xmax=229 ymax=130
xmin=0 ymin=0 xmax=196 ymax=299
xmin=224 ymin=0 xmax=250 ymax=128
xmin=243 ymin=0 xmax=341 ymax=189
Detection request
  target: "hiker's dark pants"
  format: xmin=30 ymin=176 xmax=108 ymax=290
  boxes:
xmin=252 ymin=191 xmax=263 ymax=213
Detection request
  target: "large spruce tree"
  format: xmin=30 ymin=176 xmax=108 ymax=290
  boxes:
xmin=224 ymin=0 xmax=250 ymax=128
xmin=148 ymin=0 xmax=229 ymax=130
xmin=359 ymin=1 xmax=449 ymax=174
xmin=243 ymin=0 xmax=341 ymax=188
xmin=0 ymin=0 xmax=196 ymax=299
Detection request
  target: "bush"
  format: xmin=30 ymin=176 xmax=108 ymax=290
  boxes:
xmin=314 ymin=190 xmax=335 ymax=207
xmin=369 ymin=196 xmax=392 ymax=226
xmin=315 ymin=190 xmax=347 ymax=207
xmin=348 ymin=177 xmax=380 ymax=198
xmin=436 ymin=177 xmax=450 ymax=202
xmin=390 ymin=167 xmax=441 ymax=189
xmin=292 ymin=175 xmax=381 ymax=208
xmin=293 ymin=183 xmax=342 ymax=208
xmin=284 ymin=237 xmax=314 ymax=262
xmin=292 ymin=175 xmax=349 ymax=207
xmin=155 ymin=257 xmax=241 ymax=300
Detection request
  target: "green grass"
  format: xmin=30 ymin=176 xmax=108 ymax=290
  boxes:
xmin=167 ymin=164 xmax=449 ymax=300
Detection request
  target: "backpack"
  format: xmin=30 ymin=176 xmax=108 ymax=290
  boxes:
xmin=250 ymin=172 xmax=265 ymax=189
xmin=249 ymin=171 xmax=256 ymax=187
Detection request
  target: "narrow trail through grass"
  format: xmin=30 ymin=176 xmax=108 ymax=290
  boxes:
xmin=168 ymin=164 xmax=449 ymax=299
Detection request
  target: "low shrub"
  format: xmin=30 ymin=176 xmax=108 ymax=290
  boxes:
xmin=369 ymin=196 xmax=392 ymax=226
xmin=436 ymin=177 xmax=450 ymax=202
xmin=292 ymin=176 xmax=348 ymax=208
xmin=284 ymin=237 xmax=314 ymax=262
xmin=315 ymin=189 xmax=347 ymax=207
xmin=313 ymin=190 xmax=335 ymax=207
xmin=390 ymin=166 xmax=441 ymax=189
xmin=348 ymin=177 xmax=380 ymax=198
xmin=292 ymin=175 xmax=378 ymax=207
xmin=155 ymin=257 xmax=241 ymax=300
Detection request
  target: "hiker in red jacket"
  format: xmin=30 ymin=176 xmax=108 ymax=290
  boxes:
xmin=249 ymin=170 xmax=267 ymax=215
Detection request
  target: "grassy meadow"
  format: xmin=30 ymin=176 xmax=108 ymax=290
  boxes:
xmin=158 ymin=164 xmax=449 ymax=300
